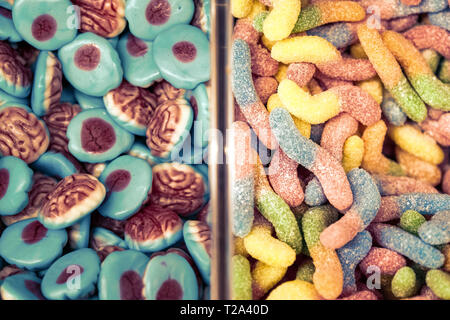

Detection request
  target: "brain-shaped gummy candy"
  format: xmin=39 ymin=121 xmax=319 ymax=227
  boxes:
xmin=71 ymin=0 xmax=127 ymax=38
xmin=124 ymin=204 xmax=183 ymax=252
xmin=152 ymin=80 xmax=186 ymax=105
xmin=0 ymin=105 xmax=50 ymax=163
xmin=146 ymin=99 xmax=193 ymax=158
xmin=38 ymin=173 xmax=106 ymax=229
xmin=0 ymin=41 xmax=32 ymax=97
xmin=150 ymin=163 xmax=206 ymax=216
xmin=104 ymin=80 xmax=157 ymax=136
xmin=183 ymin=220 xmax=211 ymax=284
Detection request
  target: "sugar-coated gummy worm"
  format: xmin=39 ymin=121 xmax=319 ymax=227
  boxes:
xmin=266 ymin=280 xmax=322 ymax=300
xmin=403 ymin=25 xmax=450 ymax=59
xmin=418 ymin=210 xmax=450 ymax=245
xmin=420 ymin=113 xmax=450 ymax=147
xmin=230 ymin=121 xmax=255 ymax=238
xmin=370 ymin=223 xmax=445 ymax=269
xmin=428 ymin=8 xmax=450 ymax=31
xmin=232 ymin=39 xmax=278 ymax=149
xmin=306 ymin=22 xmax=358 ymax=49
xmin=374 ymin=193 xmax=450 ymax=222
xmin=382 ymin=31 xmax=450 ymax=111
xmin=254 ymin=155 xmax=303 ymax=253
xmin=316 ymin=57 xmax=377 ymax=81
xmin=336 ymin=230 xmax=372 ymax=295
xmin=361 ymin=120 xmax=405 ymax=176
xmin=359 ymin=247 xmax=407 ymax=276
xmin=339 ymin=290 xmax=378 ymax=300
xmin=269 ymin=107 xmax=353 ymax=211
xmin=399 ymin=210 xmax=426 ymax=235
xmin=342 ymin=135 xmax=364 ymax=173
xmin=286 ymin=63 xmax=316 ymax=88
xmin=395 ymin=147 xmax=442 ymax=186
xmin=320 ymin=168 xmax=381 ymax=249
xmin=391 ymin=266 xmax=419 ymax=298
xmin=268 ymin=148 xmax=304 ymax=207
xmin=439 ymin=59 xmax=450 ymax=83
xmin=296 ymin=259 xmax=315 ymax=283
xmin=252 ymin=261 xmax=287 ymax=299
xmin=372 ymin=174 xmax=438 ymax=196
xmin=278 ymin=79 xmax=381 ymax=125
xmin=263 ymin=0 xmax=301 ymax=41
xmin=302 ymin=205 xmax=343 ymax=300
xmin=290 ymin=1 xmax=366 ymax=33
xmin=357 ymin=77 xmax=383 ymax=105
xmin=357 ymin=24 xmax=427 ymax=122
xmin=381 ymin=91 xmax=407 ymax=126
xmin=232 ymin=255 xmax=252 ymax=300
xmin=387 ymin=14 xmax=419 ymax=32
xmin=314 ymin=71 xmax=353 ymax=89
xmin=389 ymin=124 xmax=444 ymax=165
xmin=243 ymin=225 xmax=297 ymax=267
xmin=359 ymin=0 xmax=448 ymax=19
xmin=231 ymin=0 xmax=253 ymax=18
xmin=426 ymin=269 xmax=450 ymax=300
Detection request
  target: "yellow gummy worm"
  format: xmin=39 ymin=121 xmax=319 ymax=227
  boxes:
xmin=242 ymin=0 xmax=267 ymax=22
xmin=389 ymin=124 xmax=444 ymax=165
xmin=357 ymin=77 xmax=383 ymax=105
xmin=342 ymin=135 xmax=364 ymax=173
xmin=396 ymin=147 xmax=442 ymax=187
xmin=243 ymin=225 xmax=296 ymax=268
xmin=231 ymin=0 xmax=253 ymax=18
xmin=267 ymin=93 xmax=311 ymax=137
xmin=263 ymin=0 xmax=301 ymax=41
xmin=271 ymin=36 xmax=341 ymax=65
xmin=266 ymin=280 xmax=322 ymax=300
xmin=278 ymin=79 xmax=340 ymax=124
xmin=252 ymin=261 xmax=287 ymax=295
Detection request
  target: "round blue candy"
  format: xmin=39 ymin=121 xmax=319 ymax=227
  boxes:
xmin=117 ymin=32 xmax=161 ymax=88
xmin=125 ymin=0 xmax=195 ymax=41
xmin=66 ymin=108 xmax=134 ymax=163
xmin=98 ymin=155 xmax=152 ymax=220
xmin=0 ymin=218 xmax=67 ymax=270
xmin=153 ymin=24 xmax=210 ymax=89
xmin=0 ymin=156 xmax=33 ymax=216
xmin=183 ymin=220 xmax=211 ymax=285
xmin=12 ymin=0 xmax=78 ymax=50
xmin=41 ymin=248 xmax=100 ymax=300
xmin=143 ymin=251 xmax=198 ymax=300
xmin=1 ymin=272 xmax=45 ymax=300
xmin=68 ymin=215 xmax=91 ymax=249
xmin=30 ymin=51 xmax=62 ymax=116
xmin=31 ymin=151 xmax=79 ymax=179
xmin=185 ymin=83 xmax=210 ymax=148
xmin=58 ymin=32 xmax=123 ymax=97
xmin=74 ymin=88 xmax=105 ymax=110
xmin=0 ymin=7 xmax=22 ymax=42
xmin=98 ymin=250 xmax=149 ymax=300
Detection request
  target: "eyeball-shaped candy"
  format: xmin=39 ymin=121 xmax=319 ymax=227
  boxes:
xmin=0 ymin=218 xmax=67 ymax=270
xmin=153 ymin=24 xmax=210 ymax=89
xmin=104 ymin=80 xmax=157 ymax=136
xmin=0 ymin=156 xmax=33 ymax=216
xmin=0 ymin=42 xmax=32 ymax=97
xmin=150 ymin=162 xmax=207 ymax=217
xmin=71 ymin=0 xmax=127 ymax=38
xmin=30 ymin=51 xmax=62 ymax=117
xmin=0 ymin=7 xmax=22 ymax=42
xmin=125 ymin=0 xmax=195 ymax=41
xmin=58 ymin=32 xmax=123 ymax=97
xmin=12 ymin=0 xmax=78 ymax=50
xmin=31 ymin=151 xmax=81 ymax=179
xmin=146 ymin=99 xmax=193 ymax=159
xmin=117 ymin=32 xmax=162 ymax=88
xmin=98 ymin=155 xmax=152 ymax=220
xmin=38 ymin=173 xmax=106 ymax=230
xmin=40 ymin=248 xmax=100 ymax=300
xmin=0 ymin=104 xmax=50 ymax=163
xmin=66 ymin=108 xmax=134 ymax=163
xmin=143 ymin=251 xmax=198 ymax=300
xmin=124 ymin=204 xmax=183 ymax=252
xmin=98 ymin=250 xmax=149 ymax=300
xmin=0 ymin=273 xmax=45 ymax=300
xmin=183 ymin=220 xmax=211 ymax=285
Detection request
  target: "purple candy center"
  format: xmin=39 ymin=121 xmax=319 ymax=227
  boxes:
xmin=0 ymin=168 xmax=9 ymax=200
xmin=56 ymin=265 xmax=84 ymax=284
xmin=74 ymin=44 xmax=101 ymax=71
xmin=0 ymin=7 xmax=12 ymax=19
xmin=189 ymin=96 xmax=198 ymax=120
xmin=146 ymin=0 xmax=171 ymax=25
xmin=81 ymin=117 xmax=116 ymax=153
xmin=31 ymin=14 xmax=57 ymax=41
xmin=21 ymin=220 xmax=47 ymax=245
xmin=126 ymin=34 xmax=148 ymax=57
xmin=172 ymin=41 xmax=197 ymax=63
xmin=105 ymin=169 xmax=131 ymax=192
xmin=120 ymin=270 xmax=144 ymax=300
xmin=156 ymin=278 xmax=183 ymax=300
xmin=24 ymin=280 xmax=45 ymax=300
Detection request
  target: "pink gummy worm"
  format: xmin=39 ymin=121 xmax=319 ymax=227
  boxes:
xmin=231 ymin=121 xmax=255 ymax=180
xmin=286 ymin=63 xmax=316 ymax=88
xmin=403 ymin=25 xmax=450 ymax=59
xmin=339 ymin=290 xmax=379 ymax=300
xmin=268 ymin=148 xmax=304 ymax=207
xmin=320 ymin=209 xmax=365 ymax=249
xmin=373 ymin=174 xmax=439 ymax=195
xmin=359 ymin=247 xmax=407 ymax=276
xmin=316 ymin=58 xmax=377 ymax=81
xmin=314 ymin=71 xmax=353 ymax=89
xmin=420 ymin=113 xmax=450 ymax=147
xmin=373 ymin=196 xmax=401 ymax=222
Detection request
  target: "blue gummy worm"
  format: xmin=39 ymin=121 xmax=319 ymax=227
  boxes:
xmin=418 ymin=210 xmax=450 ymax=245
xmin=306 ymin=23 xmax=355 ymax=49
xmin=269 ymin=107 xmax=317 ymax=169
xmin=397 ymin=193 xmax=450 ymax=215
xmin=231 ymin=39 xmax=258 ymax=108
xmin=337 ymin=230 xmax=372 ymax=293
xmin=305 ymin=178 xmax=327 ymax=206
xmin=381 ymin=94 xmax=407 ymax=126
xmin=232 ymin=176 xmax=254 ymax=238
xmin=372 ymin=223 xmax=444 ymax=269
xmin=428 ymin=8 xmax=450 ymax=31
xmin=396 ymin=0 xmax=448 ymax=18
